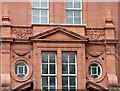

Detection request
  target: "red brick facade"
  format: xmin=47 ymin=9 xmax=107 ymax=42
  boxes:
xmin=0 ymin=1 xmax=120 ymax=91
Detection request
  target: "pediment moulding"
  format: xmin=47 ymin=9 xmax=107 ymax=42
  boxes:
xmin=30 ymin=26 xmax=88 ymax=42
xmin=1 ymin=24 xmax=117 ymax=43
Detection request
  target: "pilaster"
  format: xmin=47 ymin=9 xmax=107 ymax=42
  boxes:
xmin=104 ymin=8 xmax=118 ymax=85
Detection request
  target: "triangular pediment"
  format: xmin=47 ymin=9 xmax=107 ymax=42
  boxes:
xmin=30 ymin=27 xmax=88 ymax=42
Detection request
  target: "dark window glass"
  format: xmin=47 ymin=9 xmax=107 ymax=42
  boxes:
xmin=50 ymin=64 xmax=55 ymax=74
xmin=88 ymin=63 xmax=102 ymax=78
xmin=42 ymin=64 xmax=48 ymax=74
xmin=42 ymin=76 xmax=48 ymax=86
xmin=42 ymin=53 xmax=48 ymax=63
xmin=70 ymin=64 xmax=75 ymax=74
xmin=14 ymin=61 xmax=28 ymax=78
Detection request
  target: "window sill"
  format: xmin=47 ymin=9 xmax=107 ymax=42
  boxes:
xmin=32 ymin=23 xmax=86 ymax=27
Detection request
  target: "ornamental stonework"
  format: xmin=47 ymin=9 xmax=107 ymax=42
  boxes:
xmin=11 ymin=27 xmax=32 ymax=39
xmin=86 ymin=29 xmax=105 ymax=40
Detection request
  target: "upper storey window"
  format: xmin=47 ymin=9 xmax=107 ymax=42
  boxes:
xmin=32 ymin=0 xmax=49 ymax=24
xmin=66 ymin=0 xmax=82 ymax=24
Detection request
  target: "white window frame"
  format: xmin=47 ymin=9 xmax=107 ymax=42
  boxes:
xmin=15 ymin=61 xmax=29 ymax=78
xmin=66 ymin=0 xmax=82 ymax=25
xmin=32 ymin=0 xmax=49 ymax=24
xmin=62 ymin=52 xmax=77 ymax=90
xmin=41 ymin=52 xmax=57 ymax=90
xmin=89 ymin=62 xmax=102 ymax=78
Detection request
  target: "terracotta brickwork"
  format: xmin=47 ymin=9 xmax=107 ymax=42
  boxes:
xmin=0 ymin=1 xmax=120 ymax=91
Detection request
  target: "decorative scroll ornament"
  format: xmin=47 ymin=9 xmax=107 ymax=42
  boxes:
xmin=11 ymin=28 xmax=32 ymax=39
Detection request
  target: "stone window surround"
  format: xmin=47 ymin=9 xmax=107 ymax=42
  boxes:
xmin=11 ymin=57 xmax=33 ymax=82
xmin=66 ymin=0 xmax=82 ymax=25
xmin=32 ymin=0 xmax=49 ymax=24
xmin=88 ymin=62 xmax=102 ymax=78
xmin=41 ymin=52 xmax=57 ymax=90
xmin=14 ymin=61 xmax=29 ymax=78
xmin=86 ymin=58 xmax=106 ymax=82
xmin=62 ymin=52 xmax=77 ymax=90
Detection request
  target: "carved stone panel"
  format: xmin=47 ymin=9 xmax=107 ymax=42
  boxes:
xmin=11 ymin=28 xmax=32 ymax=39
xmin=86 ymin=29 xmax=105 ymax=40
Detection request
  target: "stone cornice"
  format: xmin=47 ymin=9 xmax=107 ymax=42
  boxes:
xmin=88 ymin=39 xmax=118 ymax=44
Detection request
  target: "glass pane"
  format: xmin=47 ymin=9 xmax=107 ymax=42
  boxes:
xmin=70 ymin=87 xmax=76 ymax=91
xmin=62 ymin=64 xmax=68 ymax=74
xmin=32 ymin=0 xmax=39 ymax=7
xmin=49 ymin=53 xmax=55 ymax=63
xmin=41 ymin=10 xmax=47 ymax=17
xmin=32 ymin=9 xmax=39 ymax=16
xmin=42 ymin=87 xmax=48 ymax=91
xmin=66 ymin=17 xmax=73 ymax=24
xmin=66 ymin=10 xmax=73 ymax=17
xmin=33 ymin=16 xmax=40 ymax=23
xmin=69 ymin=53 xmax=75 ymax=63
xmin=74 ymin=1 xmax=80 ymax=8
xmin=42 ymin=53 xmax=48 ymax=63
xmin=17 ymin=74 xmax=25 ymax=78
xmin=91 ymin=75 xmax=98 ymax=78
xmin=74 ymin=11 xmax=81 ymax=24
xmin=19 ymin=67 xmax=23 ymax=73
xmin=74 ymin=17 xmax=80 ymax=24
xmin=42 ymin=64 xmax=48 ymax=74
xmin=25 ymin=66 xmax=27 ymax=74
xmin=41 ymin=0 xmax=48 ymax=8
xmin=17 ymin=62 xmax=25 ymax=66
xmin=50 ymin=87 xmax=55 ymax=91
xmin=50 ymin=76 xmax=55 ymax=86
xmin=62 ymin=87 xmax=68 ymax=91
xmin=91 ymin=63 xmax=98 ymax=67
xmin=50 ymin=64 xmax=55 ymax=74
xmin=88 ymin=66 xmax=91 ymax=75
xmin=70 ymin=64 xmax=75 ymax=74
xmin=42 ymin=77 xmax=48 ymax=86
xmin=41 ymin=16 xmax=48 ymax=24
xmin=66 ymin=0 xmax=73 ymax=8
xmin=62 ymin=53 xmax=68 ymax=63
xmin=98 ymin=66 xmax=101 ymax=75
xmin=15 ymin=66 xmax=17 ymax=74
xmin=62 ymin=76 xmax=68 ymax=86
xmin=74 ymin=11 xmax=80 ymax=16
xmin=70 ymin=77 xmax=75 ymax=86
xmin=92 ymin=67 xmax=97 ymax=74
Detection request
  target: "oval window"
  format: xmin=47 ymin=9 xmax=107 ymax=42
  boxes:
xmin=14 ymin=61 xmax=29 ymax=78
xmin=88 ymin=62 xmax=102 ymax=78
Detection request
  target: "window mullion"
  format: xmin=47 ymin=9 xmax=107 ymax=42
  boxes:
xmin=17 ymin=66 xmax=19 ymax=75
xmin=48 ymin=76 xmax=50 ymax=89
xmin=68 ymin=54 xmax=69 ymax=75
xmin=68 ymin=54 xmax=70 ymax=90
xmin=73 ymin=11 xmax=74 ymax=24
xmin=23 ymin=66 xmax=25 ymax=75
xmin=68 ymin=77 xmax=70 ymax=90
xmin=96 ymin=66 xmax=98 ymax=75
